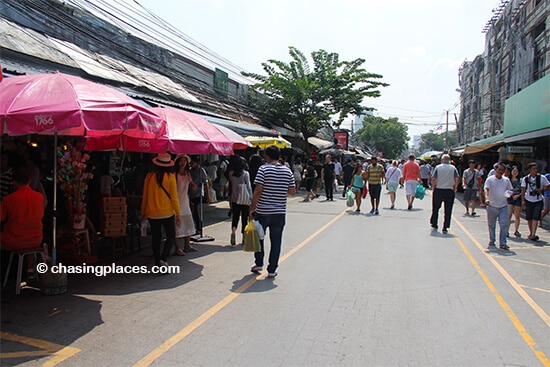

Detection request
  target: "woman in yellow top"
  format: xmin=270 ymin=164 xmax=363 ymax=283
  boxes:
xmin=141 ymin=153 xmax=180 ymax=267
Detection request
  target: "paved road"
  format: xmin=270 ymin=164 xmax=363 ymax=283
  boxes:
xmin=1 ymin=186 xmax=549 ymax=366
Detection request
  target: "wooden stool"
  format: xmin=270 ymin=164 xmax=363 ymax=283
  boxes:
xmin=3 ymin=247 xmax=47 ymax=295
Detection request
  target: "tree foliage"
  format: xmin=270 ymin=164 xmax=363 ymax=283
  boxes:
xmin=243 ymin=47 xmax=388 ymax=141
xmin=418 ymin=130 xmax=457 ymax=153
xmin=356 ymin=115 xmax=409 ymax=159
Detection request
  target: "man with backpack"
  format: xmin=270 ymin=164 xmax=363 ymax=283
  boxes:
xmin=521 ymin=162 xmax=550 ymax=241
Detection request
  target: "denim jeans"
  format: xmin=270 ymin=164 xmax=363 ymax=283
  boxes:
xmin=254 ymin=213 xmax=286 ymax=274
xmin=149 ymin=216 xmax=176 ymax=265
xmin=486 ymin=205 xmax=509 ymax=246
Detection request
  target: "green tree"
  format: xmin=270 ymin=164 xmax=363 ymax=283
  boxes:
xmin=418 ymin=130 xmax=457 ymax=152
xmin=356 ymin=115 xmax=409 ymax=159
xmin=243 ymin=46 xmax=388 ymax=142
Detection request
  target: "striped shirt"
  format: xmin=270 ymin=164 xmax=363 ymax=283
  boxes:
xmin=254 ymin=163 xmax=295 ymax=215
xmin=366 ymin=164 xmax=385 ymax=185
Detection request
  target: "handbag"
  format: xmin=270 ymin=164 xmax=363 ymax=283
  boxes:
xmin=236 ymin=174 xmax=252 ymax=205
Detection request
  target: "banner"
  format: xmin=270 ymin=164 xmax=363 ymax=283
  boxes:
xmin=334 ymin=131 xmax=348 ymax=150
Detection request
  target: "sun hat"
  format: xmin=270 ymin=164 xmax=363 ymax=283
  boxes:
xmin=152 ymin=152 xmax=174 ymax=167
xmin=175 ymin=154 xmax=191 ymax=164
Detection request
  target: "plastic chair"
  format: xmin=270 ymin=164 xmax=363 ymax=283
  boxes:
xmin=3 ymin=247 xmax=47 ymax=295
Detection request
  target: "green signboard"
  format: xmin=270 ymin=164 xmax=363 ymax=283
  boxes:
xmin=214 ymin=68 xmax=228 ymax=97
xmin=503 ymin=74 xmax=550 ymax=138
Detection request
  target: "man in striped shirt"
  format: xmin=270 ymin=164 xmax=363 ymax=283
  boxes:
xmin=249 ymin=145 xmax=296 ymax=278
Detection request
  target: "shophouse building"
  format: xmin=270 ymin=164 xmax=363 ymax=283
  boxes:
xmin=456 ymin=0 xmax=549 ymax=171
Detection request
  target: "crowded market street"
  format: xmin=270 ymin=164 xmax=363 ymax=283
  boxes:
xmin=1 ymin=186 xmax=549 ymax=366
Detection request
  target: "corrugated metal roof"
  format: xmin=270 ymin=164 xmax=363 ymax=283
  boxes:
xmin=200 ymin=115 xmax=279 ymax=138
xmin=1 ymin=17 xmax=199 ymax=104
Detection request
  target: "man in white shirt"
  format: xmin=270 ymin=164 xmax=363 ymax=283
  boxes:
xmin=484 ymin=162 xmax=513 ymax=250
xmin=333 ymin=158 xmax=342 ymax=192
xmin=521 ymin=162 xmax=550 ymax=241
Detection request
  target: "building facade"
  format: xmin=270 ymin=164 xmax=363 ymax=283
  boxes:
xmin=457 ymin=0 xmax=549 ymax=150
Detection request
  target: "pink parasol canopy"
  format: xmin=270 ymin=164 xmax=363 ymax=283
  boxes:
xmin=0 ymin=72 xmax=166 ymax=264
xmin=85 ymin=107 xmax=235 ymax=155
xmin=213 ymin=124 xmax=252 ymax=150
xmin=0 ymin=72 xmax=165 ymax=136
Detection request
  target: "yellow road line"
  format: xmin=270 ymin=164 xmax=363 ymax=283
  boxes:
xmin=453 ymin=217 xmax=550 ymax=328
xmin=0 ymin=332 xmax=81 ymax=366
xmin=449 ymin=227 xmax=549 ymax=366
xmin=133 ymin=209 xmax=347 ymax=367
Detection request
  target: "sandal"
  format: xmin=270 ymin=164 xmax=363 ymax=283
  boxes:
xmin=530 ymin=235 xmax=539 ymax=241
xmin=174 ymin=248 xmax=185 ymax=256
xmin=184 ymin=246 xmax=198 ymax=252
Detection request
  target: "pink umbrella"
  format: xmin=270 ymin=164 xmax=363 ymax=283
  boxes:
xmin=0 ymin=72 xmax=165 ymax=136
xmin=213 ymin=124 xmax=252 ymax=150
xmin=0 ymin=72 xmax=166 ymax=264
xmin=86 ymin=107 xmax=235 ymax=155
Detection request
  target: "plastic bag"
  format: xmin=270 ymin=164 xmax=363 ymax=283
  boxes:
xmin=253 ymin=220 xmax=265 ymax=240
xmin=346 ymin=189 xmax=354 ymax=207
xmin=243 ymin=221 xmax=261 ymax=252
xmin=415 ymin=183 xmax=425 ymax=200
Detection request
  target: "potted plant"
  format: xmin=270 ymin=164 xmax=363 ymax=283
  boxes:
xmin=57 ymin=146 xmax=93 ymax=229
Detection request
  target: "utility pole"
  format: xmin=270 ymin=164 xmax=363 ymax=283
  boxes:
xmin=445 ymin=110 xmax=449 ymax=152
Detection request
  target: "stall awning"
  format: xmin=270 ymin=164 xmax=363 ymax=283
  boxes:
xmin=200 ymin=115 xmax=279 ymax=138
xmin=464 ymin=134 xmax=504 ymax=155
xmin=307 ymin=137 xmax=333 ymax=149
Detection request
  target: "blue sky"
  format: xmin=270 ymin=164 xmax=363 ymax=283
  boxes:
xmin=138 ymin=0 xmax=497 ymax=138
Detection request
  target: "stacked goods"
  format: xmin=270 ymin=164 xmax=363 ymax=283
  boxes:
xmin=101 ymin=197 xmax=127 ymax=237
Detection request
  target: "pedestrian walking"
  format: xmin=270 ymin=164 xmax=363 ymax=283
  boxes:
xmin=302 ymin=160 xmax=317 ymax=202
xmin=313 ymin=159 xmax=323 ymax=198
xmin=477 ymin=163 xmax=487 ymax=207
xmin=189 ymin=155 xmax=211 ymax=236
xmin=229 ymin=156 xmax=252 ymax=246
xmin=521 ymin=162 xmax=550 ymax=241
xmin=321 ymin=155 xmax=335 ymax=201
xmin=462 ymin=160 xmax=480 ymax=216
xmin=351 ymin=163 xmax=367 ymax=212
xmin=401 ymin=154 xmax=421 ymax=210
xmin=141 ymin=153 xmax=180 ymax=267
xmin=341 ymin=158 xmax=355 ymax=197
xmin=365 ymin=156 xmax=385 ymax=215
xmin=506 ymin=165 xmax=523 ymax=237
xmin=540 ymin=172 xmax=550 ymax=228
xmin=484 ymin=162 xmax=513 ymax=250
xmin=292 ymin=158 xmax=303 ymax=191
xmin=385 ymin=160 xmax=402 ymax=209
xmin=249 ymin=145 xmax=296 ymax=278
xmin=420 ymin=161 xmax=431 ymax=189
xmin=430 ymin=154 xmax=459 ymax=234
xmin=334 ymin=157 xmax=342 ymax=192
xmin=173 ymin=155 xmax=197 ymax=256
